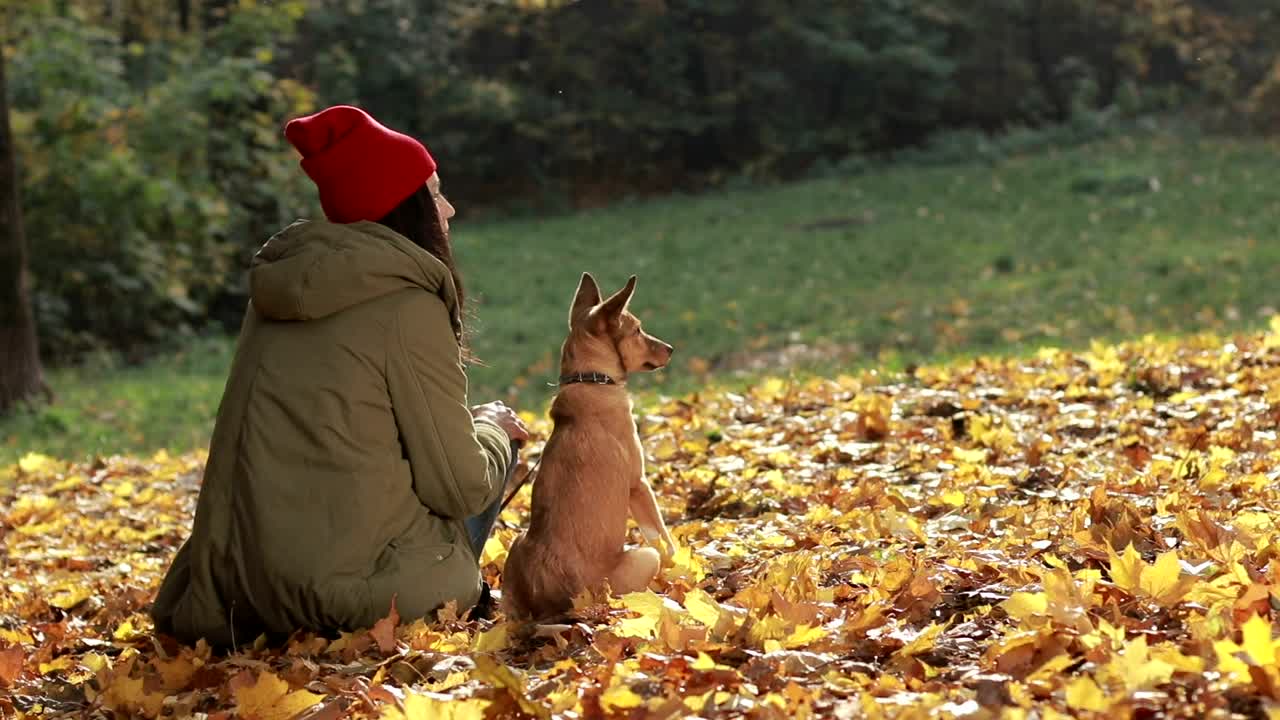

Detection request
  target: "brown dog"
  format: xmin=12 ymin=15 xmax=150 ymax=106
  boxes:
xmin=501 ymin=273 xmax=676 ymax=621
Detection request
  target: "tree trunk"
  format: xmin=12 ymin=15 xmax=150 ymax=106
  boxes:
xmin=122 ymin=0 xmax=148 ymax=90
xmin=1025 ymin=0 xmax=1071 ymax=123
xmin=0 ymin=49 xmax=50 ymax=415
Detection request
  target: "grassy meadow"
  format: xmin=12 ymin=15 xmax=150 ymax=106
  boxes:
xmin=4 ymin=129 xmax=1279 ymax=466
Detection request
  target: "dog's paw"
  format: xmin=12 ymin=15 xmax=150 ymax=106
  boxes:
xmin=640 ymin=527 xmax=678 ymax=565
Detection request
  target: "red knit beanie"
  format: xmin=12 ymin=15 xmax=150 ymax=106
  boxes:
xmin=284 ymin=105 xmax=437 ymax=224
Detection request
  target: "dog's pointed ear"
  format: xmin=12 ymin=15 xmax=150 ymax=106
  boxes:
xmin=596 ymin=275 xmax=637 ymax=324
xmin=569 ymin=272 xmax=602 ymax=326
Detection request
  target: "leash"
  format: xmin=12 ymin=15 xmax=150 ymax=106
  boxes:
xmin=499 ymin=447 xmax=541 ymax=514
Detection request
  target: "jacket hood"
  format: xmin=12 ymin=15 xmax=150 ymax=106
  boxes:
xmin=249 ymin=220 xmax=459 ymax=329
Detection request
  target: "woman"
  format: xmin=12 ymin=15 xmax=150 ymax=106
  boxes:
xmin=151 ymin=105 xmax=529 ymax=648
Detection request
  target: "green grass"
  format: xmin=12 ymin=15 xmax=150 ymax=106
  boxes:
xmin=461 ymin=129 xmax=1280 ymax=396
xmin=1 ymin=338 xmax=233 ymax=466
xmin=5 ymin=129 xmax=1280 ymax=466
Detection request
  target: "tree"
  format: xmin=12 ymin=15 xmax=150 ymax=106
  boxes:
xmin=0 ymin=47 xmax=49 ymax=415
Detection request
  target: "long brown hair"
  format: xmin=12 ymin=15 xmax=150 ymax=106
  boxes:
xmin=377 ymin=186 xmax=471 ymax=355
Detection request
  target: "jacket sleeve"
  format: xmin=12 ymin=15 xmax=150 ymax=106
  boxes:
xmin=388 ymin=291 xmax=511 ymax=519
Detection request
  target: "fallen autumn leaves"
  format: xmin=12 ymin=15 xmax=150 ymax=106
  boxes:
xmin=6 ymin=324 xmax=1280 ymax=719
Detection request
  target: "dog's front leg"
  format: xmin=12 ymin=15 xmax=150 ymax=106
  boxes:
xmin=629 ymin=476 xmax=676 ymax=561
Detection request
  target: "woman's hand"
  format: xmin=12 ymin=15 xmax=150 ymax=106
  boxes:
xmin=471 ymin=401 xmax=530 ymax=446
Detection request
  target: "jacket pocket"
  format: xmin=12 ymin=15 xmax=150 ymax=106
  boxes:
xmin=387 ymin=536 xmax=457 ymax=565
xmin=365 ymin=535 xmax=479 ymax=623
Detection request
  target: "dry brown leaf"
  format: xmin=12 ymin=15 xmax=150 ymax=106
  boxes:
xmin=370 ymin=595 xmax=400 ymax=655
xmin=0 ymin=644 xmax=23 ymax=686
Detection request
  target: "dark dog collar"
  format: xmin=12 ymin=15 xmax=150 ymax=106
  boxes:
xmin=557 ymin=371 xmax=618 ymax=387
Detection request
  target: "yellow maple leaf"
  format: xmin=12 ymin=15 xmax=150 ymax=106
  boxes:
xmin=1063 ymin=675 xmax=1109 ymax=712
xmin=661 ymin=543 xmax=708 ymax=585
xmin=1039 ymin=566 xmax=1090 ymax=627
xmin=38 ymin=656 xmax=74 ymax=675
xmin=1140 ymin=551 xmax=1184 ymax=601
xmin=480 ymin=535 xmax=508 ymax=566
xmin=651 ymin=437 xmax=679 ymax=461
xmin=1108 ymin=635 xmax=1175 ymax=690
xmin=471 ymin=623 xmax=509 ymax=653
xmin=545 ymin=682 xmax=581 ymax=714
xmin=1001 ymin=592 xmax=1048 ymax=626
xmin=423 ymin=671 xmax=469 ymax=692
xmin=1027 ymin=654 xmax=1078 ymax=685
xmin=1107 ymin=543 xmax=1145 ymax=594
xmin=1215 ymin=614 xmax=1280 ymax=678
xmin=17 ymin=453 xmax=57 ymax=475
xmin=47 ymin=583 xmax=93 ymax=610
xmin=81 ymin=653 xmax=110 ymax=674
xmin=897 ymin=622 xmax=946 ymax=657
xmin=1241 ymin=614 xmax=1280 ymax=667
xmin=1149 ymin=643 xmax=1205 ymax=674
xmin=1187 ymin=573 xmax=1245 ymax=606
xmin=952 ymin=447 xmax=988 ymax=464
xmin=614 ymin=590 xmax=670 ymax=639
xmin=878 ymin=508 xmax=926 ymax=542
xmin=852 ymin=392 xmax=893 ymax=437
xmin=748 ymin=614 xmax=790 ymax=648
xmin=1266 ymin=315 xmax=1280 ymax=347
xmin=113 ymin=619 xmax=143 ymax=641
xmin=49 ymin=474 xmax=84 ymax=493
xmin=0 ymin=629 xmax=33 ymax=644
xmin=382 ymin=692 xmax=490 ymax=720
xmin=682 ymin=588 xmax=723 ymax=629
xmin=599 ymin=681 xmax=645 ymax=711
xmin=690 ymin=652 xmax=735 ymax=672
xmin=8 ymin=494 xmax=56 ymax=523
xmin=1103 ymin=544 xmax=1191 ymax=604
xmin=234 ymin=671 xmax=323 ymax=720
xmin=683 ymin=688 xmax=716 ymax=713
xmin=782 ymin=623 xmax=828 ymax=649
xmin=1200 ymin=447 xmax=1235 ymax=490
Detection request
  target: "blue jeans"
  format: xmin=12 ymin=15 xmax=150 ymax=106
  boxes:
xmin=462 ymin=440 xmax=520 ymax=560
